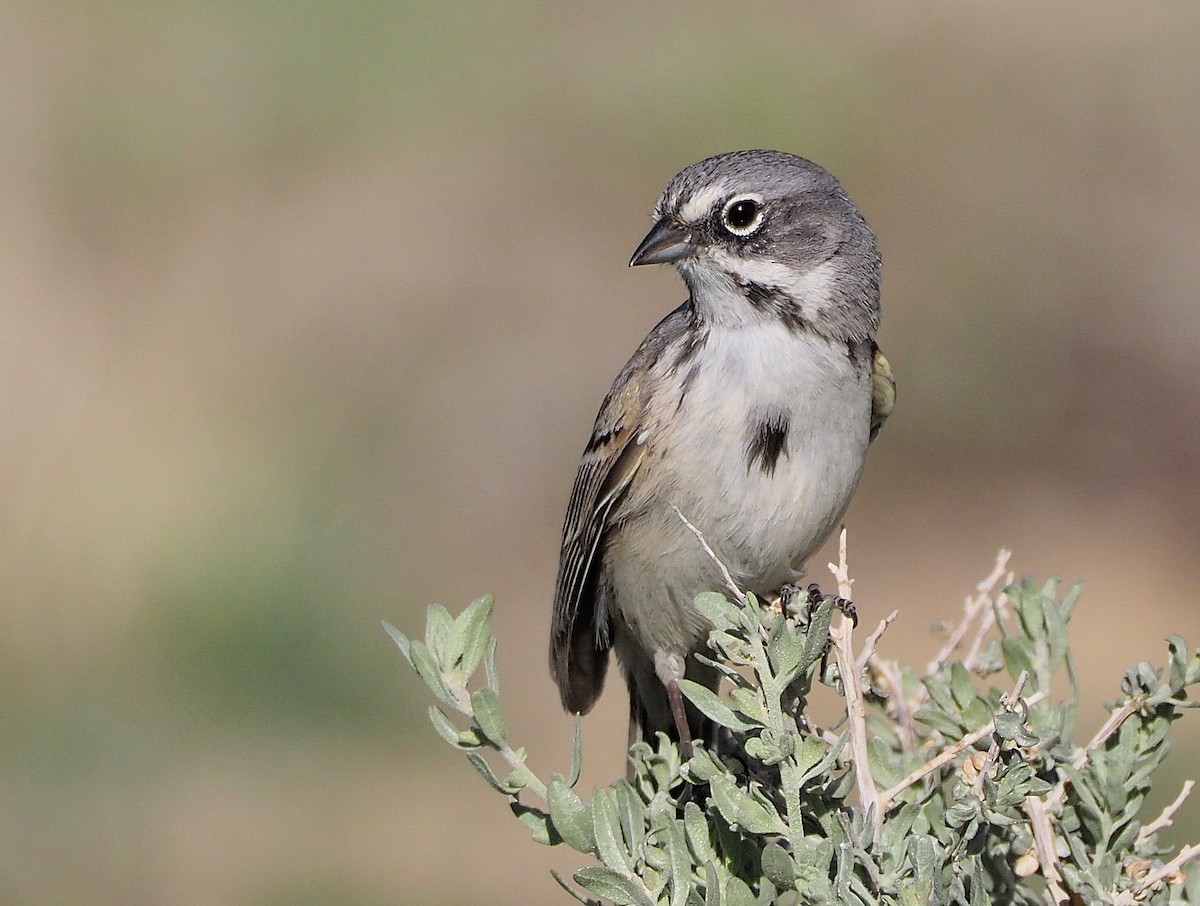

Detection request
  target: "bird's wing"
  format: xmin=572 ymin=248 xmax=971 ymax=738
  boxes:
xmin=869 ymin=343 xmax=896 ymax=441
xmin=550 ymin=364 xmax=649 ymax=714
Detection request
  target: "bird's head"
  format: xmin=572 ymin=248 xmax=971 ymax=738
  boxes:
xmin=630 ymin=150 xmax=881 ymax=342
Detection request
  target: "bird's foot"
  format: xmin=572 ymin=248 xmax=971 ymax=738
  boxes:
xmin=778 ymin=582 xmax=855 ymax=624
xmin=793 ymin=582 xmax=856 ymax=627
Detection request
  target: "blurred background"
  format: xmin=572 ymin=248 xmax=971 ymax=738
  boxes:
xmin=2 ymin=2 xmax=1198 ymax=903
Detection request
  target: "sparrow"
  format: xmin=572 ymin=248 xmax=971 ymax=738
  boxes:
xmin=549 ymin=150 xmax=894 ymax=758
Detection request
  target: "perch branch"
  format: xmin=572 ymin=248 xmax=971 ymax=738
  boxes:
xmin=827 ymin=530 xmax=882 ymax=843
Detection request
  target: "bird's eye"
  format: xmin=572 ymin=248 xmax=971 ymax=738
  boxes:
xmin=720 ymin=195 xmax=764 ymax=236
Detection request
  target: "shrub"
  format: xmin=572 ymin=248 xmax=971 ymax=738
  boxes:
xmin=387 ymin=542 xmax=1200 ymax=905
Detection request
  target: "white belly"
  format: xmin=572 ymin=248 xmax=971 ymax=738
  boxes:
xmin=606 ymin=322 xmax=872 ymax=653
xmin=664 ymin=325 xmax=869 ymax=582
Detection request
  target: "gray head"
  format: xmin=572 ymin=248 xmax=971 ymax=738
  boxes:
xmin=630 ymin=150 xmax=880 ymax=342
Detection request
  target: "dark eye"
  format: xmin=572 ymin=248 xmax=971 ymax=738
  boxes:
xmin=720 ymin=195 xmax=764 ymax=236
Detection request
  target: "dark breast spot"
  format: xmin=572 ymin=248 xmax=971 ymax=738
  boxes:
xmin=745 ymin=411 xmax=790 ymax=476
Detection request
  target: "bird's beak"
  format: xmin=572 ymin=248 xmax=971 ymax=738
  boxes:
xmin=629 ymin=218 xmax=695 ymax=267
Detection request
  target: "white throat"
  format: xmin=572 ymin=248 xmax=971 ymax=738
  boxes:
xmin=678 ymin=253 xmax=840 ymax=329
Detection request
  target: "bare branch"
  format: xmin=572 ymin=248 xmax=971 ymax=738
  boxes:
xmin=869 ymin=657 xmax=916 ymax=752
xmin=1038 ymin=699 xmax=1143 ymax=814
xmin=830 ymin=610 xmax=882 ymax=843
xmin=858 ymin=609 xmax=899 ymax=673
xmin=827 ymin=527 xmax=854 ymax=600
xmin=879 ymin=686 xmax=1048 ymax=812
xmin=961 ymin=597 xmax=1002 ymax=673
xmin=925 ymin=548 xmax=1011 ymax=677
xmin=1132 ymin=843 xmax=1200 ymax=897
xmin=1138 ymin=780 xmax=1194 ymax=842
xmin=825 ymin=530 xmax=881 ymax=842
xmin=1025 ymin=794 xmax=1070 ymax=905
xmin=1074 ymin=701 xmax=1139 ymax=771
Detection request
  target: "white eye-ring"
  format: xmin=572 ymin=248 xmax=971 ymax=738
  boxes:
xmin=720 ymin=194 xmax=765 ymax=237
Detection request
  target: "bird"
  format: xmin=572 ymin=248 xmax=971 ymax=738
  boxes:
xmin=549 ymin=149 xmax=894 ymax=760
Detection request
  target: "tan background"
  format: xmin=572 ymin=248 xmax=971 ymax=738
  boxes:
xmin=2 ymin=3 xmax=1198 ymax=904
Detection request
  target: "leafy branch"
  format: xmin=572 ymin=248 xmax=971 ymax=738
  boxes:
xmin=388 ymin=545 xmax=1200 ymax=904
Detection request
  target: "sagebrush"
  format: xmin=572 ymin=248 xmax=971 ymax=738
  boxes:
xmin=388 ymin=549 xmax=1200 ymax=904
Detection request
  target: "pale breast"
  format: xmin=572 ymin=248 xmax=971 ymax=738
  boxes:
xmin=646 ymin=322 xmax=871 ymax=591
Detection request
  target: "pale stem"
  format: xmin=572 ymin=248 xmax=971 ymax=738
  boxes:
xmin=925 ymin=548 xmax=1011 ymax=677
xmin=673 ymin=505 xmax=745 ymax=602
xmin=746 ymin=620 xmax=806 ymax=855
xmin=858 ymin=610 xmax=899 ymax=673
xmin=827 ymin=530 xmax=882 ymax=843
xmin=1024 ymin=794 xmax=1070 ymax=905
xmin=1046 ymin=700 xmax=1140 ymax=809
xmin=1138 ymin=780 xmax=1195 ymax=842
xmin=1132 ymin=843 xmax=1200 ymax=898
xmin=674 ymin=506 xmax=805 ymax=851
xmin=879 ymin=687 xmax=1048 ymax=811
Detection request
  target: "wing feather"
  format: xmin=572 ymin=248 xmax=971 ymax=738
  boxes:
xmin=548 ymin=301 xmax=695 ymax=715
xmin=550 ymin=370 xmax=647 ymax=713
xmin=869 ymin=343 xmax=896 ymax=441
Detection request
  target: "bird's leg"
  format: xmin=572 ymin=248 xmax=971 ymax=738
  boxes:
xmin=654 ymin=649 xmax=693 ymax=759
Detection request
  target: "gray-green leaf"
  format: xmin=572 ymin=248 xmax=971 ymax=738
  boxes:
xmin=548 ymin=777 xmax=597 ymax=854
xmin=428 ymin=705 xmax=482 ymax=750
xmin=381 ymin=620 xmax=412 ymax=664
xmin=710 ymin=775 xmax=787 ymax=835
xmin=470 ymin=688 xmax=508 ymax=744
xmin=408 ymin=639 xmax=459 ymax=710
xmin=592 ymin=787 xmax=633 ymax=874
xmin=426 ymin=602 xmax=454 ymax=667
xmin=761 ymin=842 xmax=797 ymax=889
xmin=512 ymin=801 xmax=556 ymax=846
xmin=679 ymin=680 xmax=758 ymax=732
xmin=454 ymin=593 xmax=494 ymax=676
xmin=574 ymin=866 xmax=655 ymax=906
xmin=692 ymin=591 xmax=738 ymax=631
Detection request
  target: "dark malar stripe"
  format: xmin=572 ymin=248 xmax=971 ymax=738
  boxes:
xmin=670 ymin=326 xmax=708 ymax=413
xmin=735 ymin=278 xmax=813 ymax=334
xmin=674 ymin=360 xmax=702 ymax=413
xmin=739 ymin=279 xmax=779 ymax=310
xmin=671 ymin=325 xmax=709 ymax=369
xmin=746 ymin=411 xmax=790 ymax=476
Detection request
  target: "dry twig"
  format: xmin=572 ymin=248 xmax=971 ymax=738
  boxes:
xmin=858 ymin=610 xmax=899 ymax=673
xmin=1126 ymin=843 xmax=1200 ymax=901
xmin=869 ymin=657 xmax=916 ymax=751
xmin=827 ymin=530 xmax=882 ymax=843
xmin=1024 ymin=794 xmax=1071 ymax=904
xmin=1139 ymin=781 xmax=1195 ymax=842
xmin=1044 ymin=700 xmax=1141 ymax=810
xmin=879 ymin=684 xmax=1048 ymax=813
xmin=673 ymin=505 xmax=745 ymax=602
xmin=925 ymin=548 xmax=1011 ymax=678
